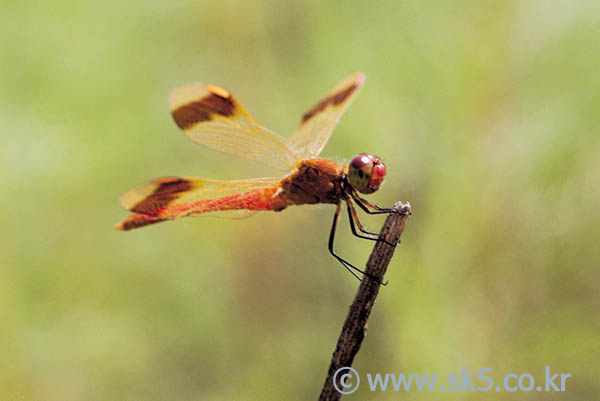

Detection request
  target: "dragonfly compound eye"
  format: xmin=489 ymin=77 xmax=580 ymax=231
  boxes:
xmin=348 ymin=153 xmax=386 ymax=194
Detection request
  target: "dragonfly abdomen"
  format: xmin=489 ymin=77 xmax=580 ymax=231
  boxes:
xmin=179 ymin=186 xmax=288 ymax=215
xmin=115 ymin=186 xmax=287 ymax=231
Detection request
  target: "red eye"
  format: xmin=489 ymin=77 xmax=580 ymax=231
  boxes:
xmin=348 ymin=153 xmax=386 ymax=194
xmin=373 ymin=163 xmax=386 ymax=178
xmin=349 ymin=153 xmax=374 ymax=170
xmin=365 ymin=161 xmax=386 ymax=192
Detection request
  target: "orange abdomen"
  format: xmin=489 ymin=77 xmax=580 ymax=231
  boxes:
xmin=115 ymin=186 xmax=287 ymax=231
xmin=170 ymin=186 xmax=287 ymax=217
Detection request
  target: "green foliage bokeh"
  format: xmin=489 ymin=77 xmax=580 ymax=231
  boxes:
xmin=2 ymin=0 xmax=599 ymax=399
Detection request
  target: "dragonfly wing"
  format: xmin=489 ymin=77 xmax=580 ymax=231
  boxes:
xmin=170 ymin=83 xmax=300 ymax=171
xmin=286 ymin=73 xmax=366 ymax=160
xmin=115 ymin=177 xmax=281 ymax=230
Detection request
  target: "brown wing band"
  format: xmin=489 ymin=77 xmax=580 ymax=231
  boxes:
xmin=171 ymin=92 xmax=236 ymax=129
xmin=301 ymin=82 xmax=359 ymax=124
xmin=130 ymin=178 xmax=194 ymax=215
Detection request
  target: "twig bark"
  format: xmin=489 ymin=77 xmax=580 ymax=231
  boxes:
xmin=318 ymin=201 xmax=412 ymax=401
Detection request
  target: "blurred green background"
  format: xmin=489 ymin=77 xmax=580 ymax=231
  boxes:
xmin=2 ymin=0 xmax=599 ymax=399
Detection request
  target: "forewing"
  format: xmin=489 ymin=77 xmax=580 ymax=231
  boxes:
xmin=119 ymin=177 xmax=280 ymax=219
xmin=170 ymin=83 xmax=300 ymax=170
xmin=286 ymin=73 xmax=366 ymax=160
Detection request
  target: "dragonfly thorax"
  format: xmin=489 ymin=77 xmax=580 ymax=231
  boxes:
xmin=277 ymin=159 xmax=345 ymax=206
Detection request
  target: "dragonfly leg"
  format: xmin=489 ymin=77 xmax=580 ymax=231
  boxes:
xmin=346 ymin=198 xmax=378 ymax=237
xmin=346 ymin=199 xmax=397 ymax=246
xmin=351 ymin=191 xmax=411 ymax=216
xmin=329 ymin=203 xmax=388 ymax=285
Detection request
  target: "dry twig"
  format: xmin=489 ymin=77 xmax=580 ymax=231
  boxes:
xmin=318 ymin=201 xmax=411 ymax=401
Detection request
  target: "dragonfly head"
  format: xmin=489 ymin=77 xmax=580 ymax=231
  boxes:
xmin=347 ymin=153 xmax=386 ymax=194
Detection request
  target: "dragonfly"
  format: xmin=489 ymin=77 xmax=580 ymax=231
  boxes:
xmin=114 ymin=73 xmax=401 ymax=282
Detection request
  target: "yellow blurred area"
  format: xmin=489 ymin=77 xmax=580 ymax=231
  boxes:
xmin=1 ymin=0 xmax=599 ymax=399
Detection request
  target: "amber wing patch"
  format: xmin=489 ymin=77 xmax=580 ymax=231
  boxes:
xmin=168 ymin=83 xmax=299 ymax=171
xmin=286 ymin=73 xmax=366 ymax=160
